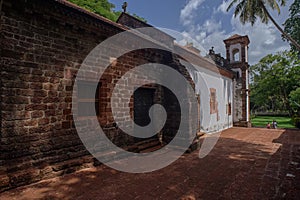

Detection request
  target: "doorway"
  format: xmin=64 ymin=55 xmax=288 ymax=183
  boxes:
xmin=133 ymin=87 xmax=156 ymax=142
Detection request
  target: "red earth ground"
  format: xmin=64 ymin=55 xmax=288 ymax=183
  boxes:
xmin=0 ymin=127 xmax=299 ymax=200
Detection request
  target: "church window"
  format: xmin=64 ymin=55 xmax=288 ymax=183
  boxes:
xmin=227 ymin=103 xmax=232 ymax=115
xmin=210 ymin=88 xmax=217 ymax=114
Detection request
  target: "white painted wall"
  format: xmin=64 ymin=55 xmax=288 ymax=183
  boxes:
xmin=185 ymin=64 xmax=233 ymax=134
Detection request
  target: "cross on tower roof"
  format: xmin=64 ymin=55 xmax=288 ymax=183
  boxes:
xmin=122 ymin=2 xmax=128 ymax=13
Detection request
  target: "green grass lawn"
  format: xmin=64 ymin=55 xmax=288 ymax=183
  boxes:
xmin=251 ymin=116 xmax=296 ymax=129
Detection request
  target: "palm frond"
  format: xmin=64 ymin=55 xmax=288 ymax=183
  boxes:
xmin=266 ymin=0 xmax=281 ymax=14
xmin=227 ymin=0 xmax=240 ymax=12
xmin=234 ymin=2 xmax=245 ymax=17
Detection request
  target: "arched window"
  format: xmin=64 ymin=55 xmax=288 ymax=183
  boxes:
xmin=232 ymin=48 xmax=240 ymax=62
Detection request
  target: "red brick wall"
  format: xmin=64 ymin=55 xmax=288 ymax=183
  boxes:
xmin=1 ymin=0 xmax=117 ymax=191
xmin=0 ymin=0 xmax=195 ymax=191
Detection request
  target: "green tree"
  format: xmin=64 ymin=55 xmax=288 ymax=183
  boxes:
xmin=289 ymin=88 xmax=300 ymax=115
xmin=67 ymin=0 xmax=146 ymax=22
xmin=227 ymin=0 xmax=300 ymax=51
xmin=68 ymin=0 xmax=119 ymax=21
xmin=284 ymin=0 xmax=300 ymax=54
xmin=250 ymin=51 xmax=300 ymax=115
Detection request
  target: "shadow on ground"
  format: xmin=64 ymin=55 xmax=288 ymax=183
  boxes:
xmin=0 ymin=128 xmax=300 ymax=200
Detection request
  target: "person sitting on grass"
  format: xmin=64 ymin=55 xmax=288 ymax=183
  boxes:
xmin=267 ymin=122 xmax=271 ymax=129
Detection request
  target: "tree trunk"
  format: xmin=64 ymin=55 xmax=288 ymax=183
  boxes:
xmin=262 ymin=5 xmax=300 ymax=51
xmin=283 ymin=91 xmax=294 ymax=117
xmin=280 ymin=83 xmax=293 ymax=117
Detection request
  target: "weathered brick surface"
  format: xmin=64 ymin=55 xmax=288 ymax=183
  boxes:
xmin=0 ymin=128 xmax=299 ymax=199
xmin=0 ymin=0 xmax=117 ymax=191
xmin=0 ymin=0 xmax=195 ymax=191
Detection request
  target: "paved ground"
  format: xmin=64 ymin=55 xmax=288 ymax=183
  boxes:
xmin=1 ymin=127 xmax=300 ymax=200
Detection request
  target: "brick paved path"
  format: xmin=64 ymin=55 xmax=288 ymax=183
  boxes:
xmin=1 ymin=128 xmax=300 ymax=200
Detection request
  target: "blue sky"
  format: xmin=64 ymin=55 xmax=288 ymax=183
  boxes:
xmin=110 ymin=0 xmax=292 ymax=65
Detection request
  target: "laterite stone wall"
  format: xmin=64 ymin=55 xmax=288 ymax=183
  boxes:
xmin=0 ymin=0 xmax=195 ymax=191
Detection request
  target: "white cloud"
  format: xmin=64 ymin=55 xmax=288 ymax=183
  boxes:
xmin=230 ymin=16 xmax=289 ymax=64
xmin=178 ymin=0 xmax=291 ymax=65
xmin=202 ymin=19 xmax=222 ymax=33
xmin=176 ymin=19 xmax=225 ymax=56
xmin=175 ymin=31 xmax=208 ymax=55
xmin=217 ymin=0 xmax=231 ymax=14
xmin=180 ymin=0 xmax=205 ymax=26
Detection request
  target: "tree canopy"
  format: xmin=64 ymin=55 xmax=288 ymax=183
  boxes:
xmin=68 ymin=0 xmax=119 ymax=21
xmin=250 ymin=51 xmax=300 ymax=116
xmin=67 ymin=0 xmax=146 ymax=22
xmin=289 ymin=88 xmax=300 ymax=115
xmin=227 ymin=0 xmax=300 ymax=51
xmin=227 ymin=0 xmax=286 ymax=25
xmin=284 ymin=0 xmax=300 ymax=54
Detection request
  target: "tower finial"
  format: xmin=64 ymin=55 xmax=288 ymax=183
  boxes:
xmin=209 ymin=46 xmax=215 ymax=55
xmin=122 ymin=2 xmax=128 ymax=13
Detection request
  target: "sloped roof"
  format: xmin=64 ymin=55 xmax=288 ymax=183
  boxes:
xmin=224 ymin=34 xmax=250 ymax=45
xmin=117 ymin=12 xmax=175 ymax=40
xmin=226 ymin=34 xmax=242 ymax=40
xmin=117 ymin=12 xmax=152 ymax=28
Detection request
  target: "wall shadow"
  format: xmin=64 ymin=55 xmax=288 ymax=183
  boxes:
xmin=1 ymin=128 xmax=299 ymax=199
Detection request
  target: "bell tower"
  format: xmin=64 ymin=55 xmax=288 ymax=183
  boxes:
xmin=224 ymin=34 xmax=250 ymax=127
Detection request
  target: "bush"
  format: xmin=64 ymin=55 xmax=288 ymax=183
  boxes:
xmin=292 ymin=117 xmax=300 ymax=128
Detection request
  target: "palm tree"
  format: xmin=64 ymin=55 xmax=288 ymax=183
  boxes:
xmin=227 ymin=0 xmax=300 ymax=51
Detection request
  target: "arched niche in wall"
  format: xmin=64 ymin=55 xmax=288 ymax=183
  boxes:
xmin=232 ymin=48 xmax=240 ymax=62
xmin=229 ymin=43 xmax=241 ymax=63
